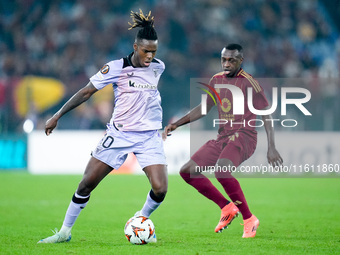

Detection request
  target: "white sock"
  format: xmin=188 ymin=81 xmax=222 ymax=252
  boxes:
xmin=59 ymin=225 xmax=72 ymax=235
xmin=140 ymin=192 xmax=162 ymax=218
xmin=61 ymin=193 xmax=90 ymax=231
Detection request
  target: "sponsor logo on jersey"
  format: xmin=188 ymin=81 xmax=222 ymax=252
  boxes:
xmin=129 ymin=80 xmax=157 ymax=90
xmin=127 ymin=72 xmax=134 ymax=77
xmin=100 ymin=64 xmax=110 ymax=74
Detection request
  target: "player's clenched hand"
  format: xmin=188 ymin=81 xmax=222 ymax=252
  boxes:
xmin=162 ymin=124 xmax=177 ymax=141
xmin=267 ymin=148 xmax=283 ymax=167
xmin=45 ymin=116 xmax=58 ymax=136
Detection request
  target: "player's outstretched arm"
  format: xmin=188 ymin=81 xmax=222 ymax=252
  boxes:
xmin=162 ymin=103 xmax=213 ymax=140
xmin=262 ymin=114 xmax=283 ymax=167
xmin=45 ymin=82 xmax=98 ymax=136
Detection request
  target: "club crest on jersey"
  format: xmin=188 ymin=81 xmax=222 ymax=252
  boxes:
xmin=153 ymin=68 xmax=162 ymax=77
xmin=100 ymin=64 xmax=110 ymax=74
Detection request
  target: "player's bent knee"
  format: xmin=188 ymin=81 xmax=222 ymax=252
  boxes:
xmin=180 ymin=160 xmax=199 ymax=175
xmin=179 ymin=165 xmax=189 ymax=174
xmin=180 ymin=161 xmax=193 ymax=174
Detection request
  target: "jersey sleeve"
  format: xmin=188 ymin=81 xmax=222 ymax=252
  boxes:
xmin=153 ymin=58 xmax=166 ymax=77
xmin=206 ymin=77 xmax=216 ymax=106
xmin=250 ymin=82 xmax=269 ymax=110
xmin=156 ymin=58 xmax=165 ymax=70
xmin=90 ymin=59 xmax=123 ymax=90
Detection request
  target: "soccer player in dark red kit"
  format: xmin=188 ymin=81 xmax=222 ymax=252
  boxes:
xmin=163 ymin=44 xmax=283 ymax=238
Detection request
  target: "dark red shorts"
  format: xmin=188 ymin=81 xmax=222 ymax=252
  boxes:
xmin=191 ymin=131 xmax=257 ymax=167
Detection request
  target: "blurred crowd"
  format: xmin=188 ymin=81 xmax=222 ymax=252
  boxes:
xmin=0 ymin=0 xmax=339 ymax=133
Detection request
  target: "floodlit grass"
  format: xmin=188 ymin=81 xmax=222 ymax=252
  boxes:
xmin=0 ymin=171 xmax=339 ymax=254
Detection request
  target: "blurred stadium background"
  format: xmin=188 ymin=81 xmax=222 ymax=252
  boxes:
xmin=0 ymin=0 xmax=339 ymax=173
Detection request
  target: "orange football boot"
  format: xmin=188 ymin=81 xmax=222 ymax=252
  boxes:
xmin=241 ymin=214 xmax=260 ymax=238
xmin=215 ymin=202 xmax=240 ymax=233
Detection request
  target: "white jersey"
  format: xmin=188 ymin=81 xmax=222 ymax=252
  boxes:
xmin=90 ymin=53 xmax=165 ymax=131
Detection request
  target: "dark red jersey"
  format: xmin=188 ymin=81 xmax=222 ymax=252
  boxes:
xmin=207 ymin=68 xmax=269 ymax=137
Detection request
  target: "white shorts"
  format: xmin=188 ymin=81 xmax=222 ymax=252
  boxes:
xmin=92 ymin=127 xmax=167 ymax=170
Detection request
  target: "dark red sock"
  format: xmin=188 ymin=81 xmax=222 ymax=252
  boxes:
xmin=180 ymin=172 xmax=229 ymax=209
xmin=215 ymin=172 xmax=252 ymax=220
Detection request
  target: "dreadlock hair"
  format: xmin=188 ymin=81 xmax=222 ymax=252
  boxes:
xmin=225 ymin=43 xmax=243 ymax=58
xmin=128 ymin=9 xmax=158 ymax=41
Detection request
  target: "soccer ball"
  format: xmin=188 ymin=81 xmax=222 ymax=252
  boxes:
xmin=124 ymin=216 xmax=156 ymax=245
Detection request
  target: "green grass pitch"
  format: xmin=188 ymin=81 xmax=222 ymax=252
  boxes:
xmin=0 ymin=171 xmax=339 ymax=255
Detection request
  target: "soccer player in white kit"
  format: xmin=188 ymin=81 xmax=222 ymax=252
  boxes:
xmin=38 ymin=10 xmax=166 ymax=243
